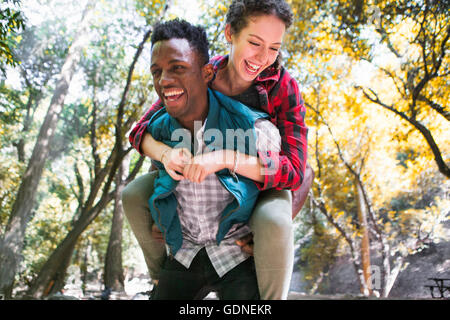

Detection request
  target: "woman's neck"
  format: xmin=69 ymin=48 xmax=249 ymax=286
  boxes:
xmin=212 ymin=62 xmax=252 ymax=96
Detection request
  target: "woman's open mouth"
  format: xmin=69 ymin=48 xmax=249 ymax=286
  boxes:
xmin=244 ymin=60 xmax=262 ymax=75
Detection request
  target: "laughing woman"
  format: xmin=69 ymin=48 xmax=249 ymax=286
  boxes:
xmin=122 ymin=0 xmax=311 ymax=300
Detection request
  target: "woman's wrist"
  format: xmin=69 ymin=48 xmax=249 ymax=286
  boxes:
xmin=160 ymin=148 xmax=171 ymax=164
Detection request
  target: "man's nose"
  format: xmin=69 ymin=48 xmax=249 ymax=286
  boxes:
xmin=159 ymin=70 xmax=174 ymax=86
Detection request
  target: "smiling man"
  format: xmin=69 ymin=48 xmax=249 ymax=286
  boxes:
xmin=140 ymin=19 xmax=281 ymax=300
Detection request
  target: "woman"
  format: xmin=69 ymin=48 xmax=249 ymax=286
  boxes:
xmin=123 ymin=0 xmax=310 ymax=300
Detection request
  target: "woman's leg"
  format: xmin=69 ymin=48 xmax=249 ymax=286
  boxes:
xmin=249 ymin=189 xmax=294 ymax=300
xmin=121 ymin=171 xmax=166 ymax=281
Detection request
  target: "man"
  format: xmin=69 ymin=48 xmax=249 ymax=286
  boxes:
xmin=145 ymin=19 xmax=281 ymax=300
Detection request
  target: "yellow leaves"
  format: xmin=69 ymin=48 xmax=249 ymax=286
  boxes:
xmin=218 ymin=3 xmax=227 ymax=12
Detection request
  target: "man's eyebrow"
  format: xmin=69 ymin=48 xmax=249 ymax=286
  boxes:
xmin=248 ymin=34 xmax=282 ymax=45
xmin=150 ymin=59 xmax=187 ymax=69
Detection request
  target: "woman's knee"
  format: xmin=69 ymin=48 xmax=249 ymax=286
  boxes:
xmin=121 ymin=172 xmax=157 ymax=211
xmin=251 ymin=195 xmax=293 ymax=238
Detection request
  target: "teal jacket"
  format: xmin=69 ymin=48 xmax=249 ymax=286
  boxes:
xmin=147 ymin=88 xmax=269 ymax=255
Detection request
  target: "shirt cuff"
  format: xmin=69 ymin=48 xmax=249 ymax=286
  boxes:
xmin=255 ymin=150 xmax=279 ymax=190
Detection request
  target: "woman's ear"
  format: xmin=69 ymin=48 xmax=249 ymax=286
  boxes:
xmin=202 ymin=63 xmax=214 ymax=83
xmin=224 ymin=23 xmax=232 ymax=43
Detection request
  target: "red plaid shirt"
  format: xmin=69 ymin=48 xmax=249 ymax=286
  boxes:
xmin=129 ymin=55 xmax=308 ymax=191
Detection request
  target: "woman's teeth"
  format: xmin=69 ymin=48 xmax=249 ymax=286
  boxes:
xmin=246 ymin=61 xmax=261 ymax=73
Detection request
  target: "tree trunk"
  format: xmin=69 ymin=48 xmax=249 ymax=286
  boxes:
xmin=355 ymin=177 xmax=372 ymax=296
xmin=104 ymin=156 xmax=129 ymax=292
xmin=26 ymin=190 xmax=115 ymax=298
xmin=0 ymin=4 xmax=94 ymax=298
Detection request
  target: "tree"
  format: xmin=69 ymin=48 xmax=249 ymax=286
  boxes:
xmin=0 ymin=3 xmax=95 ymax=298
xmin=103 ymin=157 xmax=128 ymax=293
xmin=0 ymin=0 xmax=25 ymax=75
xmin=327 ymin=0 xmax=449 ymax=178
xmin=26 ymin=0 xmax=172 ymax=298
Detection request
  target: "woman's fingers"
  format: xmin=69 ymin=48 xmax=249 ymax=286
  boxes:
xmin=167 ymin=168 xmax=184 ymax=181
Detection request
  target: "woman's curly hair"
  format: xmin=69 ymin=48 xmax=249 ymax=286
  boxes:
xmin=225 ymin=0 xmax=293 ymax=70
xmin=226 ymin=0 xmax=293 ymax=35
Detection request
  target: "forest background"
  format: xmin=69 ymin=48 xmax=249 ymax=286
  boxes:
xmin=0 ymin=0 xmax=448 ymax=300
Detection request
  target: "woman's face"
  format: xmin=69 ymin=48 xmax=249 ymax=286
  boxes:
xmin=226 ymin=14 xmax=286 ymax=83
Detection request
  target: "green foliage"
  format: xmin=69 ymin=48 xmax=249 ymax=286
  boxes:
xmin=0 ymin=0 xmax=25 ymax=75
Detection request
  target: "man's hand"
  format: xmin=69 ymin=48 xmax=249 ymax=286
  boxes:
xmin=183 ymin=150 xmax=230 ymax=183
xmin=151 ymin=224 xmax=165 ymax=243
xmin=161 ymin=147 xmax=192 ymax=181
xmin=236 ymin=233 xmax=254 ymax=255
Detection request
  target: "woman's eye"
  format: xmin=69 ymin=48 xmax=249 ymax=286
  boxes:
xmin=270 ymin=47 xmax=280 ymax=52
xmin=249 ymin=41 xmax=260 ymax=46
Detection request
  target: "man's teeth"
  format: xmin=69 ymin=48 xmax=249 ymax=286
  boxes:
xmin=164 ymin=90 xmax=184 ymax=97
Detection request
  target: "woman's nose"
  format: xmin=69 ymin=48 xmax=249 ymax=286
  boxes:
xmin=255 ymin=47 xmax=269 ymax=64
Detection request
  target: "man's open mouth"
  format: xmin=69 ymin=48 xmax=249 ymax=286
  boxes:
xmin=163 ymin=89 xmax=185 ymax=101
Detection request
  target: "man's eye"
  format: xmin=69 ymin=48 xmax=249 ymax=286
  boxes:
xmin=151 ymin=69 xmax=161 ymax=76
xmin=270 ymin=47 xmax=280 ymax=52
xmin=249 ymin=41 xmax=260 ymax=46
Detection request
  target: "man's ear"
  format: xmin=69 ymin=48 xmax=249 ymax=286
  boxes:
xmin=202 ymin=63 xmax=214 ymax=83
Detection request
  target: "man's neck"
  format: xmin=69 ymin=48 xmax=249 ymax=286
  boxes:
xmin=178 ymin=104 xmax=209 ymax=135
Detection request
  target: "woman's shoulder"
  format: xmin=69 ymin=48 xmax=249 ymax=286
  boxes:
xmin=265 ymin=65 xmax=300 ymax=101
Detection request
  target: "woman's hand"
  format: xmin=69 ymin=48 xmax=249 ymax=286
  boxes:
xmin=161 ymin=147 xmax=192 ymax=181
xmin=182 ymin=150 xmax=231 ymax=183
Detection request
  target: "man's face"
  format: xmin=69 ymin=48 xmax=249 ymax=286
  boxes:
xmin=150 ymin=38 xmax=211 ymax=121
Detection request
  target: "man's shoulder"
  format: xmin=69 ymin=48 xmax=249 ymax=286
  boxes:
xmin=149 ymin=106 xmax=170 ymax=124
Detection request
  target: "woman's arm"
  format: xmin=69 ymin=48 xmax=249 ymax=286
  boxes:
xmin=130 ymin=99 xmax=191 ymax=180
xmin=182 ymin=149 xmax=265 ymax=183
xmin=183 ymin=119 xmax=281 ymax=184
xmin=257 ymin=70 xmax=308 ymax=191
xmin=129 ymin=99 xmax=164 ymax=154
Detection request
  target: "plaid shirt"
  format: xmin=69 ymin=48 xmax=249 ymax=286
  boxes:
xmin=174 ymin=119 xmax=280 ymax=277
xmin=129 ymin=55 xmax=307 ymax=191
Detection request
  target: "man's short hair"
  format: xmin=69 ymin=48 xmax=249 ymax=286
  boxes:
xmin=151 ymin=18 xmax=210 ymax=66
